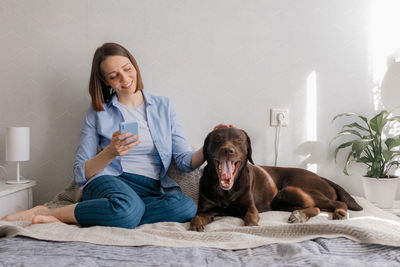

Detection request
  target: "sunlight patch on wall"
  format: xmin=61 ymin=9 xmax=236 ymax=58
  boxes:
xmin=370 ymin=0 xmax=400 ymax=111
xmin=370 ymin=1 xmax=400 ymax=176
xmin=306 ymin=71 xmax=317 ymax=173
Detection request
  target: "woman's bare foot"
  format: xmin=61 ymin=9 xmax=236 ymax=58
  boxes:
xmin=1 ymin=206 xmax=50 ymax=222
xmin=31 ymin=215 xmax=61 ymax=225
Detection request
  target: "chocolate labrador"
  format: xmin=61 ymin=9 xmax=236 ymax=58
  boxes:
xmin=190 ymin=127 xmax=362 ymax=231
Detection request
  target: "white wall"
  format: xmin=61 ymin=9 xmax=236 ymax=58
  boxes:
xmin=0 ymin=0 xmax=399 ymax=205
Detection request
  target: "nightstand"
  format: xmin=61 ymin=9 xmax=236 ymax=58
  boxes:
xmin=382 ymin=200 xmax=400 ymax=217
xmin=0 ymin=180 xmax=36 ymax=218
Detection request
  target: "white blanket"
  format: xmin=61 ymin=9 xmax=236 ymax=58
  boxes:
xmin=1 ymin=197 xmax=400 ymax=249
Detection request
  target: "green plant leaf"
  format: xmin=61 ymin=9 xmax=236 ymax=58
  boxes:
xmin=382 ymin=150 xmax=393 ymax=162
xmin=392 ymin=151 xmax=400 ymax=157
xmin=343 ymin=150 xmax=354 ymax=176
xmin=356 ymin=156 xmax=371 ymax=163
xmin=334 ymin=141 xmax=354 ymax=161
xmin=369 ymin=110 xmax=389 ymax=135
xmin=332 ymin=112 xmax=368 ymax=124
xmin=331 ymin=130 xmax=363 ymax=143
xmin=342 ymin=122 xmax=369 ymax=132
xmin=385 ymin=161 xmax=400 ymax=175
xmin=385 ymin=136 xmax=400 ymax=150
xmin=352 ymin=139 xmax=373 ymax=159
xmin=388 ymin=161 xmax=400 ymax=168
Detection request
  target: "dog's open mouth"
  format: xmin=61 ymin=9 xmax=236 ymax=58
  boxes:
xmin=215 ymin=160 xmax=240 ymax=190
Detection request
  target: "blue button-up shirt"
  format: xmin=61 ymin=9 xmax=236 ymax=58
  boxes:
xmin=73 ymin=90 xmax=195 ymax=192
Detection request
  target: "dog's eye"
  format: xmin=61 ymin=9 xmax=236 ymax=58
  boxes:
xmin=234 ymin=136 xmax=244 ymax=143
xmin=215 ymin=135 xmax=224 ymax=143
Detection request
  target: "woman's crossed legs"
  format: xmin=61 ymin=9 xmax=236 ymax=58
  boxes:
xmin=2 ymin=174 xmax=196 ymax=229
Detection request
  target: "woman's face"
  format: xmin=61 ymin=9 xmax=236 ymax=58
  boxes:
xmin=100 ymin=55 xmax=137 ymax=96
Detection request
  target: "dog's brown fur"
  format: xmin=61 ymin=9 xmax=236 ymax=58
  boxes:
xmin=190 ymin=127 xmax=362 ymax=231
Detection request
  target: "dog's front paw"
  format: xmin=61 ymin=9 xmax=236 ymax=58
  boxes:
xmin=190 ymin=216 xmax=206 ymax=232
xmin=244 ymin=210 xmax=260 ymax=226
xmin=190 ymin=222 xmax=204 ymax=232
xmin=333 ymin=209 xmax=347 ymax=220
xmin=288 ymin=210 xmax=309 ymax=223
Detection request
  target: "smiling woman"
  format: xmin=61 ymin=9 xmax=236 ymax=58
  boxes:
xmin=101 ymin=56 xmax=137 ymax=93
xmin=1 ymin=42 xmax=215 ymax=229
xmin=89 ymin=43 xmax=144 ymax=111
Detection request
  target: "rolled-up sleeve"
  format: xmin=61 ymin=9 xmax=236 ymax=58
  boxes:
xmin=73 ymin=107 xmax=99 ymax=187
xmin=169 ymin=101 xmax=195 ymax=172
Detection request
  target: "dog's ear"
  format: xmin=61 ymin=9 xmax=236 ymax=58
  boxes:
xmin=202 ymin=132 xmax=212 ymax=162
xmin=242 ymin=130 xmax=254 ymax=164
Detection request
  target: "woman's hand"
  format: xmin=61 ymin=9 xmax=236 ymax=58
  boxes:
xmin=105 ymin=131 xmax=140 ymax=157
xmin=84 ymin=131 xmax=140 ymax=179
xmin=213 ymin=124 xmax=236 ymax=131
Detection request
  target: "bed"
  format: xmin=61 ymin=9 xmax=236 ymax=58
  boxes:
xmin=1 ymin=162 xmax=400 ymax=266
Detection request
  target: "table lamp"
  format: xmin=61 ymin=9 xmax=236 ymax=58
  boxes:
xmin=5 ymin=127 xmax=30 ymax=184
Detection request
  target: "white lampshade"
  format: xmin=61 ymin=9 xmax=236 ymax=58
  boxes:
xmin=6 ymin=127 xmax=30 ymax=162
xmin=5 ymin=127 xmax=30 ymax=184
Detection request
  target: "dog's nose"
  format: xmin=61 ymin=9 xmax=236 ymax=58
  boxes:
xmin=222 ymin=147 xmax=235 ymax=155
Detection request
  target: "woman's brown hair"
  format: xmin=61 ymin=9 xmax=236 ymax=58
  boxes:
xmin=89 ymin=42 xmax=144 ymax=111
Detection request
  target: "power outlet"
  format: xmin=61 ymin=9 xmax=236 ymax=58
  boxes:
xmin=270 ymin=108 xmax=289 ymax=126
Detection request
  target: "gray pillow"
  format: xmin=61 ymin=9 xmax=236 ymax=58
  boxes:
xmin=166 ymin=160 xmax=203 ymax=205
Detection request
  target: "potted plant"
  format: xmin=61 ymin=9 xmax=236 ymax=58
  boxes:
xmin=332 ymin=110 xmax=400 ymax=208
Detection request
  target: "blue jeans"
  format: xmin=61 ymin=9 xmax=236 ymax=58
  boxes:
xmin=74 ymin=173 xmax=197 ymax=229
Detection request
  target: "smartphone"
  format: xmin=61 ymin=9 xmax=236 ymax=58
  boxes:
xmin=119 ymin=121 xmax=139 ymax=144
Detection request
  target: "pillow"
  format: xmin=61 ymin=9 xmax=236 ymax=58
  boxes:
xmin=166 ymin=160 xmax=203 ymax=205
xmin=44 ymin=180 xmax=82 ymax=209
xmin=45 ymin=160 xmax=203 ymax=208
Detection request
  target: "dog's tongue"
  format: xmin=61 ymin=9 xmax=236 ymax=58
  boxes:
xmin=221 ymin=160 xmax=233 ymax=179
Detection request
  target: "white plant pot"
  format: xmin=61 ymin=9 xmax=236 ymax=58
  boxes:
xmin=361 ymin=176 xmax=400 ymax=209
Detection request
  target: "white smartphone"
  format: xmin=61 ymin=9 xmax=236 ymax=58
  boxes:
xmin=119 ymin=121 xmax=139 ymax=143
